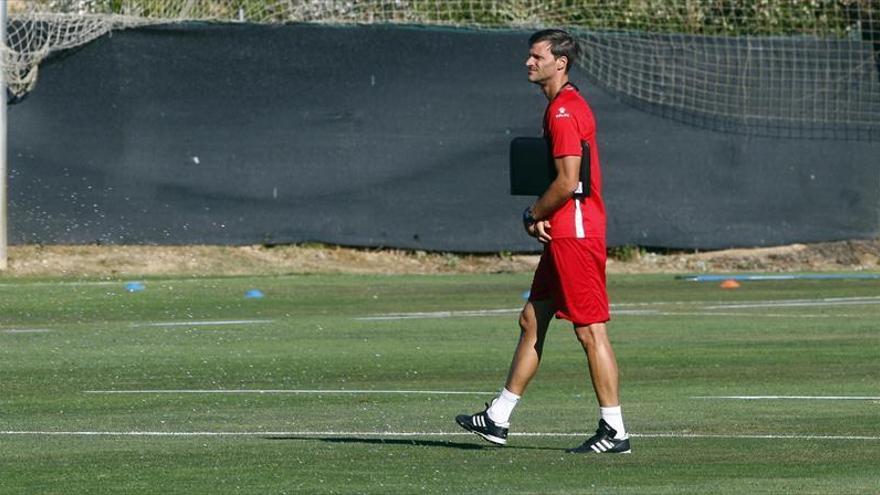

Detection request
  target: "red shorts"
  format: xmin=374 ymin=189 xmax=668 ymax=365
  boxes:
xmin=529 ymin=237 xmax=610 ymax=326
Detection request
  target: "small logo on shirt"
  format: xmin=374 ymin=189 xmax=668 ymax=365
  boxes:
xmin=555 ymin=107 xmax=570 ymax=118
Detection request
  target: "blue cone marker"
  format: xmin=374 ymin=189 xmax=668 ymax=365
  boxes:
xmin=245 ymin=289 xmax=264 ymax=299
xmin=125 ymin=282 xmax=145 ymax=293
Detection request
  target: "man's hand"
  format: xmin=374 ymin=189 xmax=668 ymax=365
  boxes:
xmin=535 ymin=220 xmax=552 ymax=243
xmin=523 ymin=206 xmax=551 ymax=243
xmin=527 ymin=220 xmax=552 ymax=243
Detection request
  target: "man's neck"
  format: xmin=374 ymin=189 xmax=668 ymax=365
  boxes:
xmin=542 ymin=76 xmax=570 ymax=101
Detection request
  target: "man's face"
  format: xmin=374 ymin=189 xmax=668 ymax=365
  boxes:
xmin=526 ymin=40 xmax=563 ymax=84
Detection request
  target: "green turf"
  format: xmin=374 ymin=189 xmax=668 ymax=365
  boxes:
xmin=1 ymin=273 xmax=879 ymax=494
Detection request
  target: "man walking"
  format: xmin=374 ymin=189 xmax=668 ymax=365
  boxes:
xmin=456 ymin=29 xmax=630 ymax=454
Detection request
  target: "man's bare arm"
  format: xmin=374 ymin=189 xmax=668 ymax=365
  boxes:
xmin=530 ymin=155 xmax=581 ymax=220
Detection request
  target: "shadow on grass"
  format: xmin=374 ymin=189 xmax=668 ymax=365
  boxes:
xmin=266 ymin=436 xmax=560 ymax=452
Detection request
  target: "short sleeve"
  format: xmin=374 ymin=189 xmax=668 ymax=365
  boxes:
xmin=547 ymin=106 xmax=582 ymax=158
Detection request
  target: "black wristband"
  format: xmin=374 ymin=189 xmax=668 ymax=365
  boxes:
xmin=522 ymin=206 xmax=537 ymax=226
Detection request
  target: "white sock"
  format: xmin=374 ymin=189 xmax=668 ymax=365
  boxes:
xmin=486 ymin=388 xmax=520 ymax=426
xmin=600 ymin=405 xmax=627 ymax=439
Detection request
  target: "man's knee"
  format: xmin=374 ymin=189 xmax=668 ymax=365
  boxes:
xmin=519 ymin=309 xmax=536 ymax=333
xmin=574 ymin=322 xmax=608 ymax=347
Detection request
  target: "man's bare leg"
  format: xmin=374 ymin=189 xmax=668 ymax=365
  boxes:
xmin=571 ymin=322 xmax=629 ymax=449
xmin=573 ymin=322 xmax=619 ymax=406
xmin=455 ymin=299 xmax=555 ymax=444
xmin=479 ymin=299 xmax=556 ymax=426
xmin=503 ymin=299 xmax=557 ymax=395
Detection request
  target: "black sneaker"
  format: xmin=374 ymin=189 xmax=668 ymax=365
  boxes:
xmin=566 ymin=419 xmax=631 ymax=454
xmin=455 ymin=403 xmax=509 ymax=446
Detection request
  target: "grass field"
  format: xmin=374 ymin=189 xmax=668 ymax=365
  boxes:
xmin=1 ymin=273 xmax=879 ymax=494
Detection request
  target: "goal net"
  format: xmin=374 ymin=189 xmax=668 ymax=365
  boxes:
xmin=4 ymin=0 xmax=879 ymax=139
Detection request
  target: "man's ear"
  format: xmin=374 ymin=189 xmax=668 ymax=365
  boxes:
xmin=557 ymin=55 xmax=568 ymax=72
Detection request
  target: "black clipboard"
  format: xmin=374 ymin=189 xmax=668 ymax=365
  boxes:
xmin=509 ymin=137 xmax=590 ymax=197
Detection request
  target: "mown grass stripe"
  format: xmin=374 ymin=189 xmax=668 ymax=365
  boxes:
xmin=2 ymin=431 xmax=878 ymax=441
xmin=692 ymin=395 xmax=880 ymax=401
xmin=131 ymin=319 xmax=273 ymax=327
xmin=84 ymin=389 xmax=494 ymax=395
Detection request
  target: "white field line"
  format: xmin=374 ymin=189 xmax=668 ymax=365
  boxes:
xmin=357 ymin=310 xmax=863 ymax=321
xmin=356 ymin=308 xmax=660 ymax=321
xmin=1 ymin=328 xmax=52 ymax=334
xmin=703 ymin=297 xmax=880 ymax=310
xmin=0 ymin=277 xmax=266 ymax=289
xmin=357 ymin=295 xmax=880 ymax=321
xmin=1 ymin=430 xmax=878 ymax=441
xmin=356 ymin=309 xmax=519 ymax=320
xmin=616 ymin=310 xmax=867 ymax=319
xmin=84 ymin=389 xmax=495 ymax=395
xmin=131 ymin=319 xmax=274 ymax=328
xmin=0 ymin=281 xmax=119 ymax=288
xmin=693 ymin=395 xmax=880 ymax=401
xmin=579 ymin=296 xmax=880 ymax=308
xmin=650 ymin=312 xmax=864 ymax=319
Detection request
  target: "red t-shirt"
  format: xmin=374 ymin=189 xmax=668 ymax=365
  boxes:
xmin=543 ymin=83 xmax=606 ymax=240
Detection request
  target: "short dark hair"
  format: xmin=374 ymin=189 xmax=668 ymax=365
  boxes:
xmin=528 ymin=29 xmax=579 ymax=73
